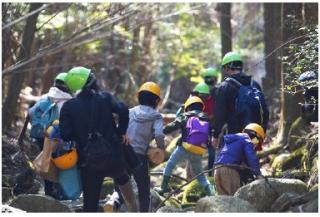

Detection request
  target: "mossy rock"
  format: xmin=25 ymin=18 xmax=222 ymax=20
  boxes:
xmin=271 ymin=146 xmax=307 ymax=176
xmin=100 ymin=178 xmax=114 ymax=199
xmin=181 ymin=177 xmax=215 ymax=204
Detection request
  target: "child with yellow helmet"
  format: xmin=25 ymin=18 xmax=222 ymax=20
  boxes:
xmin=154 ymin=96 xmax=214 ymax=196
xmin=214 ymin=123 xmax=265 ymax=196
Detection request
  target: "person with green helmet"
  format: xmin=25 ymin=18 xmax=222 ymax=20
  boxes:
xmin=213 ymin=52 xmax=269 ymax=154
xmin=200 ymin=67 xmax=222 ymax=177
xmin=28 ymin=72 xmax=73 ymax=199
xmin=59 ymin=67 xmax=138 ymax=212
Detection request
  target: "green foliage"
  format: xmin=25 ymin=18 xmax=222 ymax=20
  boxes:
xmin=283 ymin=27 xmax=318 ymax=93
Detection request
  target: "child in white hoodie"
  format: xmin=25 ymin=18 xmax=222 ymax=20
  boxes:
xmin=29 ymin=72 xmax=72 ymax=199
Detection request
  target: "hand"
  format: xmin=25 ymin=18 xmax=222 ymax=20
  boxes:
xmin=212 ymin=138 xmax=220 ymax=149
xmin=122 ymin=134 xmax=130 ymax=146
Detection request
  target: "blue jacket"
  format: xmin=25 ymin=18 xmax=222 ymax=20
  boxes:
xmin=216 ymin=133 xmax=261 ymax=175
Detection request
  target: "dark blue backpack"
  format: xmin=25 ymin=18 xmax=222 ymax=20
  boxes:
xmin=28 ymin=96 xmax=59 ymax=139
xmin=226 ymin=77 xmax=267 ymax=128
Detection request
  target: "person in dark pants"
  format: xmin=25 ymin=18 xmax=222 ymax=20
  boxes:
xmin=106 ymin=82 xmax=165 ymax=212
xmin=200 ymin=67 xmax=221 ymax=176
xmin=60 ymin=67 xmax=137 ymax=212
xmin=213 ymin=52 xmax=269 ymax=150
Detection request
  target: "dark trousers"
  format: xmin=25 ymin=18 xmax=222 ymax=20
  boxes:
xmin=207 ymin=145 xmax=215 ymax=176
xmin=116 ymin=153 xmax=150 ymax=212
xmin=80 ymin=167 xmax=129 ymax=212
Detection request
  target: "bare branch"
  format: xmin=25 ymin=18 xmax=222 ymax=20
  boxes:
xmin=2 ymin=4 xmax=52 ymax=30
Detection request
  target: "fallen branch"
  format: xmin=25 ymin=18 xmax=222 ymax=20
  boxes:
xmin=257 ymin=144 xmax=283 ymax=158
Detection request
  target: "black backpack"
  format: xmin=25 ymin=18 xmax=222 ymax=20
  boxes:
xmin=226 ymin=77 xmax=267 ymax=129
xmin=82 ymin=93 xmax=119 ymax=174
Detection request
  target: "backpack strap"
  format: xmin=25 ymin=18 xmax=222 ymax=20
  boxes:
xmin=41 ymin=97 xmax=57 ymax=118
xmin=226 ymin=77 xmax=243 ymax=87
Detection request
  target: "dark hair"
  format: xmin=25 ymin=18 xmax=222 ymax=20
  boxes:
xmin=138 ymin=91 xmax=160 ymax=108
xmin=54 ymin=80 xmax=70 ymax=94
xmin=225 ymin=61 xmax=243 ymax=70
xmin=186 ymin=102 xmax=203 ymax=112
xmin=85 ymin=73 xmax=99 ymax=91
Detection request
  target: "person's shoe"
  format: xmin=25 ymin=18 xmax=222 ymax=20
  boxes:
xmin=103 ymin=192 xmax=121 ymax=212
xmin=118 ymin=179 xmax=139 ymax=212
xmin=154 ymin=175 xmax=170 ymax=195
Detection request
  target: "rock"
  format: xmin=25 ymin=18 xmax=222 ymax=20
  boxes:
xmin=195 ymin=195 xmax=257 ymax=212
xmin=234 ymin=178 xmax=308 ymax=212
xmin=181 ymin=177 xmax=215 ymax=204
xmin=150 ymin=189 xmax=164 ymax=211
xmin=2 ymin=141 xmax=37 ymax=196
xmin=2 ymin=187 xmax=13 ymax=203
xmin=9 ymin=194 xmax=72 ymax=212
xmin=2 ymin=205 xmax=26 ymax=213
xmin=271 ymin=153 xmax=291 ymax=175
xmin=156 ymin=206 xmax=184 ymax=213
xmin=271 ymin=192 xmax=300 ymax=212
xmin=288 ymin=189 xmax=318 ymax=212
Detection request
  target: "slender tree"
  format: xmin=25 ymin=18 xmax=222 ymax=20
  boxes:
xmin=276 ymin=3 xmax=304 ymax=145
xmin=3 ymin=3 xmax=43 ymax=131
xmin=219 ymin=3 xmax=232 ymax=58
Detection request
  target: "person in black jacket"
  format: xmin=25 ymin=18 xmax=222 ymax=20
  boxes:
xmin=59 ymin=67 xmax=138 ymax=212
xmin=213 ymin=52 xmax=269 ymax=149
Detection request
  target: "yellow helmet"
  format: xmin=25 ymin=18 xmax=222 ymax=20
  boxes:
xmin=244 ymin=123 xmax=265 ymax=140
xmin=52 ymin=149 xmax=78 ymax=170
xmin=45 ymin=120 xmax=59 ymax=137
xmin=138 ymin=82 xmax=161 ymax=98
xmin=184 ymin=96 xmax=204 ymax=112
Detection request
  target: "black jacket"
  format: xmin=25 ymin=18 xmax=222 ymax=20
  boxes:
xmin=213 ymin=73 xmax=269 ymax=138
xmin=59 ymin=88 xmax=129 ymax=164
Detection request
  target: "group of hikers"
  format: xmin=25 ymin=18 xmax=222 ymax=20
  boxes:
xmin=28 ymin=51 xmax=269 ymax=212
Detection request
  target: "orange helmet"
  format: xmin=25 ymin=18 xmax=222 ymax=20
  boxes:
xmin=52 ymin=149 xmax=78 ymax=170
xmin=138 ymin=82 xmax=161 ymax=98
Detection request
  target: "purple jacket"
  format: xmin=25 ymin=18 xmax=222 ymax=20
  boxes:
xmin=216 ymin=133 xmax=261 ymax=175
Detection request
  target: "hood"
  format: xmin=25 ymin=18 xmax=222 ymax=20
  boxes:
xmin=230 ymin=73 xmax=252 ymax=86
xmin=47 ymin=87 xmax=72 ymax=101
xmin=224 ymin=133 xmax=251 ymax=144
xmin=130 ymin=105 xmax=162 ymax=122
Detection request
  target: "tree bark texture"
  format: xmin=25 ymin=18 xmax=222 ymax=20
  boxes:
xmin=303 ymin=3 xmax=318 ymax=26
xmin=276 ymin=3 xmax=304 ymax=146
xmin=262 ymin=3 xmax=282 ymax=121
xmin=2 ymin=3 xmax=43 ymax=131
xmin=219 ymin=3 xmax=232 ymax=58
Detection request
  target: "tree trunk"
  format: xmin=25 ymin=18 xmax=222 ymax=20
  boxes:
xmin=276 ymin=3 xmax=304 ymax=146
xmin=2 ymin=3 xmax=43 ymax=131
xmin=303 ymin=3 xmax=318 ymax=26
xmin=219 ymin=3 xmax=232 ymax=58
xmin=262 ymin=3 xmax=282 ymax=120
xmin=139 ymin=12 xmax=153 ymax=83
xmin=40 ymin=29 xmax=57 ymax=94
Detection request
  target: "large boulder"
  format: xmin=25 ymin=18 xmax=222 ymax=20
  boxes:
xmin=2 ymin=187 xmax=13 ymax=203
xmin=270 ymin=192 xmax=300 ymax=212
xmin=2 ymin=205 xmax=26 ymax=213
xmin=9 ymin=194 xmax=72 ymax=212
xmin=156 ymin=206 xmax=184 ymax=213
xmin=234 ymin=178 xmax=308 ymax=212
xmin=195 ymin=195 xmax=257 ymax=212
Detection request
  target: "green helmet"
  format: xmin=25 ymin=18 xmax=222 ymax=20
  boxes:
xmin=193 ymin=82 xmax=210 ymax=94
xmin=201 ymin=67 xmax=220 ymax=78
xmin=65 ymin=67 xmax=91 ymax=94
xmin=221 ymin=51 xmax=242 ymax=67
xmin=55 ymin=72 xmax=67 ymax=82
